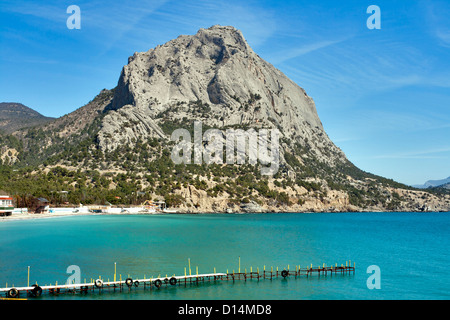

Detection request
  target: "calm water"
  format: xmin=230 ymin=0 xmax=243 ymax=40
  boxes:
xmin=0 ymin=212 xmax=449 ymax=300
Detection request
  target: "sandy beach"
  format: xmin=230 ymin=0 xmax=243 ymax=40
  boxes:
xmin=0 ymin=210 xmax=171 ymax=221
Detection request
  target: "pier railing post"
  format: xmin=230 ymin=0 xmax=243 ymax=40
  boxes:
xmin=4 ymin=260 xmax=354 ymax=298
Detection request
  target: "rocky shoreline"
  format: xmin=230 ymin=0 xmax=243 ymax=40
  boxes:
xmin=2 ymin=179 xmax=449 ymax=222
xmin=170 ymin=182 xmax=450 ymax=214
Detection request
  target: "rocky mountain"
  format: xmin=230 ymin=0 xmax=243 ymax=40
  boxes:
xmin=439 ymin=183 xmax=450 ymax=190
xmin=413 ymin=176 xmax=450 ymax=189
xmin=0 ymin=25 xmax=449 ymax=212
xmin=0 ymin=102 xmax=54 ymax=133
xmin=99 ymin=25 xmax=342 ymax=167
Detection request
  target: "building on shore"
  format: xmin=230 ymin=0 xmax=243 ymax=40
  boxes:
xmin=0 ymin=195 xmax=14 ymax=216
xmin=34 ymin=198 xmax=50 ymax=214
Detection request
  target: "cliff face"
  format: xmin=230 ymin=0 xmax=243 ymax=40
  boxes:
xmin=98 ymin=25 xmax=346 ymax=167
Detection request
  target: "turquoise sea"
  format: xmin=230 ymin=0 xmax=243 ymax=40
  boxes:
xmin=0 ymin=212 xmax=449 ymax=300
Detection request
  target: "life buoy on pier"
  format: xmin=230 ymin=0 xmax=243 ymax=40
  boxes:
xmin=134 ymin=280 xmax=139 ymax=287
xmin=169 ymin=277 xmax=177 ymax=286
xmin=95 ymin=279 xmax=103 ymax=288
xmin=281 ymin=270 xmax=288 ymax=278
xmin=31 ymin=284 xmax=42 ymax=297
xmin=154 ymin=279 xmax=162 ymax=288
xmin=164 ymin=278 xmax=169 ymax=284
xmin=125 ymin=278 xmax=133 ymax=287
xmin=7 ymin=288 xmax=19 ymax=298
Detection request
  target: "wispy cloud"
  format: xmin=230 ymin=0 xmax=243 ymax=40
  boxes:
xmin=0 ymin=0 xmax=170 ymax=54
xmin=149 ymin=0 xmax=278 ymax=48
xmin=373 ymin=147 xmax=450 ymax=160
xmin=423 ymin=0 xmax=450 ymax=47
xmin=436 ymin=30 xmax=450 ymax=47
xmin=0 ymin=1 xmax=66 ymax=22
xmin=269 ymin=38 xmax=349 ymax=64
xmin=278 ymin=35 xmax=444 ymax=103
xmin=331 ymin=136 xmax=364 ymax=144
xmin=2 ymin=57 xmax=59 ymax=64
xmin=85 ymin=0 xmax=170 ymax=55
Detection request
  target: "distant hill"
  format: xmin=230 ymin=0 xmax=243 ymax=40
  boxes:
xmin=440 ymin=183 xmax=450 ymax=190
xmin=0 ymin=102 xmax=55 ymax=133
xmin=426 ymin=181 xmax=450 ymax=196
xmin=414 ymin=176 xmax=450 ymax=189
xmin=433 ymin=182 xmax=450 ymax=190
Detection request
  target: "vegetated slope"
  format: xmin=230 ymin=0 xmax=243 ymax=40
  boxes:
xmin=0 ymin=102 xmax=55 ymax=133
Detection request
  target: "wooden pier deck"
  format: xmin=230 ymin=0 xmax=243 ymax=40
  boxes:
xmin=1 ymin=262 xmax=355 ymax=299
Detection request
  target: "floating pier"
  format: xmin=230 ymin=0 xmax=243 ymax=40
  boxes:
xmin=1 ymin=261 xmax=355 ymax=299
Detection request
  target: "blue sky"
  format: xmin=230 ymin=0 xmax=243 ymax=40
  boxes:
xmin=1 ymin=0 xmax=449 ymax=186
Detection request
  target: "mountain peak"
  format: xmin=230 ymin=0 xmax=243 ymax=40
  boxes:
xmin=205 ymin=24 xmax=238 ymax=31
xmin=103 ymin=24 xmax=333 ymax=169
xmin=195 ymin=25 xmax=247 ymax=47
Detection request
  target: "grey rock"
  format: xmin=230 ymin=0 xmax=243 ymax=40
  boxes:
xmin=98 ymin=25 xmax=347 ymax=169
